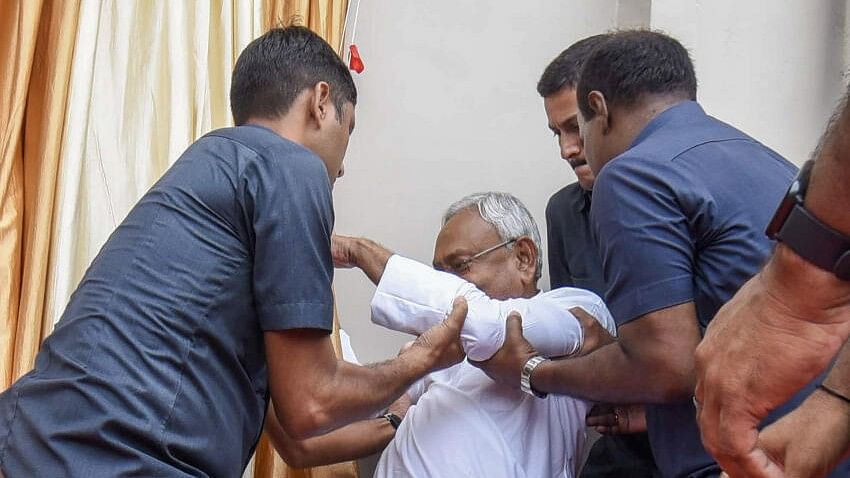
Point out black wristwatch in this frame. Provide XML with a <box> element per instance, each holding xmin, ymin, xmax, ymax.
<box><xmin>383</xmin><ymin>412</ymin><xmax>402</xmax><ymax>430</ymax></box>
<box><xmin>766</xmin><ymin>159</ymin><xmax>850</xmax><ymax>280</ymax></box>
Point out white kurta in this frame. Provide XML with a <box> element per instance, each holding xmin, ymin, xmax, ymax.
<box><xmin>371</xmin><ymin>255</ymin><xmax>617</xmax><ymax>478</ymax></box>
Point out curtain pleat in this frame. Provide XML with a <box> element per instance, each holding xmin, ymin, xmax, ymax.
<box><xmin>0</xmin><ymin>0</ymin><xmax>81</xmax><ymax>387</ymax></box>
<box><xmin>264</xmin><ymin>0</ymin><xmax>348</xmax><ymax>51</ymax></box>
<box><xmin>2</xmin><ymin>0</ymin><xmax>357</xmax><ymax>476</ymax></box>
<box><xmin>44</xmin><ymin>0</ymin><xmax>261</xmax><ymax>327</ymax></box>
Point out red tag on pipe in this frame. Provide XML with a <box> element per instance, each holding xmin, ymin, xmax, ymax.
<box><xmin>349</xmin><ymin>44</ymin><xmax>365</xmax><ymax>73</ymax></box>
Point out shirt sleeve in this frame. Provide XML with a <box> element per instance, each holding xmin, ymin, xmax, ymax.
<box><xmin>546</xmin><ymin>196</ymin><xmax>574</xmax><ymax>289</ymax></box>
<box><xmin>591</xmin><ymin>157</ymin><xmax>695</xmax><ymax>325</ymax></box>
<box><xmin>242</xmin><ymin>149</ymin><xmax>335</xmax><ymax>332</ymax></box>
<box><xmin>370</xmin><ymin>255</ymin><xmax>584</xmax><ymax>361</ymax></box>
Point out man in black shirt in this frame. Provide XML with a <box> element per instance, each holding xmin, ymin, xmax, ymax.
<box><xmin>539</xmin><ymin>35</ymin><xmax>660</xmax><ymax>478</ymax></box>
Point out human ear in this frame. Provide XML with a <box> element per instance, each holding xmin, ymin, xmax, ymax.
<box><xmin>310</xmin><ymin>81</ymin><xmax>332</xmax><ymax>125</ymax></box>
<box><xmin>513</xmin><ymin>236</ymin><xmax>538</xmax><ymax>283</ymax></box>
<box><xmin>587</xmin><ymin>91</ymin><xmax>610</xmax><ymax>133</ymax></box>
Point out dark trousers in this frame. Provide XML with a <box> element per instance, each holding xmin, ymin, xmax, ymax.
<box><xmin>580</xmin><ymin>433</ymin><xmax>661</xmax><ymax>478</ymax></box>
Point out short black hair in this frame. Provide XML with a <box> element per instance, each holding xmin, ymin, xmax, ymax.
<box><xmin>577</xmin><ymin>30</ymin><xmax>697</xmax><ymax>119</ymax></box>
<box><xmin>230</xmin><ymin>26</ymin><xmax>357</xmax><ymax>125</ymax></box>
<box><xmin>537</xmin><ymin>34</ymin><xmax>611</xmax><ymax>97</ymax></box>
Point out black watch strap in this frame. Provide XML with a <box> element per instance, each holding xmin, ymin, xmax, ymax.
<box><xmin>383</xmin><ymin>412</ymin><xmax>402</xmax><ymax>430</ymax></box>
<box><xmin>776</xmin><ymin>203</ymin><xmax>850</xmax><ymax>280</ymax></box>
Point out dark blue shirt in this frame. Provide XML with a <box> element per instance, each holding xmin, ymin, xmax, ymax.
<box><xmin>0</xmin><ymin>125</ymin><xmax>335</xmax><ymax>477</ymax></box>
<box><xmin>592</xmin><ymin>101</ymin><xmax>849</xmax><ymax>478</ymax></box>
<box><xmin>547</xmin><ymin>184</ymin><xmax>660</xmax><ymax>478</ymax></box>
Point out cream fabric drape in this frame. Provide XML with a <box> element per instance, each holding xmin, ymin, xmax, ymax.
<box><xmin>3</xmin><ymin>0</ymin><xmax>357</xmax><ymax>476</ymax></box>
<box><xmin>264</xmin><ymin>0</ymin><xmax>348</xmax><ymax>51</ymax></box>
<box><xmin>0</xmin><ymin>0</ymin><xmax>80</xmax><ymax>387</ymax></box>
<box><xmin>44</xmin><ymin>0</ymin><xmax>263</xmax><ymax>326</ymax></box>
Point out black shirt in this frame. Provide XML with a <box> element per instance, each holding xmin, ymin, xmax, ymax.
<box><xmin>546</xmin><ymin>182</ymin><xmax>604</xmax><ymax>295</ymax></box>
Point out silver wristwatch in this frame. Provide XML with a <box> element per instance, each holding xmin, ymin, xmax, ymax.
<box><xmin>520</xmin><ymin>355</ymin><xmax>549</xmax><ymax>398</ymax></box>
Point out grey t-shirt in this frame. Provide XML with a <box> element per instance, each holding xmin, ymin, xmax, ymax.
<box><xmin>0</xmin><ymin>125</ymin><xmax>335</xmax><ymax>477</ymax></box>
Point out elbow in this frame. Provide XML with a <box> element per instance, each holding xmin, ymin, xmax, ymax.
<box><xmin>276</xmin><ymin>440</ymin><xmax>313</xmax><ymax>469</ymax></box>
<box><xmin>653</xmin><ymin>361</ymin><xmax>697</xmax><ymax>403</ymax></box>
<box><xmin>634</xmin><ymin>348</ymin><xmax>696</xmax><ymax>403</ymax></box>
<box><xmin>277</xmin><ymin>399</ymin><xmax>333</xmax><ymax>440</ymax></box>
<box><xmin>655</xmin><ymin>376</ymin><xmax>695</xmax><ymax>403</ymax></box>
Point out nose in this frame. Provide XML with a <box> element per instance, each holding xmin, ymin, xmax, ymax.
<box><xmin>560</xmin><ymin>134</ymin><xmax>581</xmax><ymax>160</ymax></box>
<box><xmin>337</xmin><ymin>164</ymin><xmax>345</xmax><ymax>178</ymax></box>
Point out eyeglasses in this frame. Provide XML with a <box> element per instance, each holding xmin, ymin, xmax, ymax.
<box><xmin>449</xmin><ymin>238</ymin><xmax>517</xmax><ymax>274</ymax></box>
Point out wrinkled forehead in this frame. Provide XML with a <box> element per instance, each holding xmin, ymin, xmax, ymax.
<box><xmin>432</xmin><ymin>208</ymin><xmax>501</xmax><ymax>265</ymax></box>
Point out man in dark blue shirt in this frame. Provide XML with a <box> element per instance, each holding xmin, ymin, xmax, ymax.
<box><xmin>539</xmin><ymin>36</ymin><xmax>659</xmax><ymax>478</ymax></box>
<box><xmin>474</xmin><ymin>30</ymin><xmax>850</xmax><ymax>478</ymax></box>
<box><xmin>0</xmin><ymin>26</ymin><xmax>466</xmax><ymax>478</ymax></box>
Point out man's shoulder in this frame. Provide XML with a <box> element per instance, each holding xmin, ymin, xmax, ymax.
<box><xmin>628</xmin><ymin>105</ymin><xmax>782</xmax><ymax>169</ymax></box>
<box><xmin>200</xmin><ymin>126</ymin><xmax>329</xmax><ymax>186</ymax></box>
<box><xmin>546</xmin><ymin>182</ymin><xmax>584</xmax><ymax>214</ymax></box>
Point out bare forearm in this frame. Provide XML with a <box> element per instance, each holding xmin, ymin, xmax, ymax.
<box><xmin>266</xmin><ymin>331</ymin><xmax>427</xmax><ymax>438</ymax></box>
<box><xmin>352</xmin><ymin>238</ymin><xmax>393</xmax><ymax>284</ymax></box>
<box><xmin>532</xmin><ymin>340</ymin><xmax>692</xmax><ymax>404</ymax></box>
<box><xmin>314</xmin><ymin>356</ymin><xmax>423</xmax><ymax>430</ymax></box>
<box><xmin>532</xmin><ymin>304</ymin><xmax>700</xmax><ymax>404</ymax></box>
<box><xmin>761</xmin><ymin>245</ymin><xmax>850</xmax><ymax>325</ymax></box>
<box><xmin>823</xmin><ymin>339</ymin><xmax>850</xmax><ymax>397</ymax></box>
<box><xmin>265</xmin><ymin>405</ymin><xmax>394</xmax><ymax>468</ymax></box>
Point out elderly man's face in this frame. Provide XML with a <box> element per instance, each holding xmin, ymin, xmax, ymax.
<box><xmin>432</xmin><ymin>208</ymin><xmax>526</xmax><ymax>300</ymax></box>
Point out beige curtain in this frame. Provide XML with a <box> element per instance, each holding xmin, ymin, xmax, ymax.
<box><xmin>2</xmin><ymin>0</ymin><xmax>356</xmax><ymax>476</ymax></box>
<box><xmin>44</xmin><ymin>0</ymin><xmax>263</xmax><ymax>326</ymax></box>
<box><xmin>0</xmin><ymin>0</ymin><xmax>81</xmax><ymax>387</ymax></box>
<box><xmin>264</xmin><ymin>0</ymin><xmax>348</xmax><ymax>51</ymax></box>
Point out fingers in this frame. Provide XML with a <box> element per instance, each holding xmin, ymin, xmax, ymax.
<box><xmin>506</xmin><ymin>311</ymin><xmax>523</xmax><ymax>337</ymax></box>
<box><xmin>445</xmin><ymin>297</ymin><xmax>468</xmax><ymax>330</ymax></box>
<box><xmin>727</xmin><ymin>447</ymin><xmax>786</xmax><ymax>478</ymax></box>
<box><xmin>703</xmin><ymin>411</ymin><xmax>782</xmax><ymax>478</ymax></box>
<box><xmin>330</xmin><ymin>233</ymin><xmax>355</xmax><ymax>268</ymax></box>
<box><xmin>569</xmin><ymin>306</ymin><xmax>595</xmax><ymax>324</ymax></box>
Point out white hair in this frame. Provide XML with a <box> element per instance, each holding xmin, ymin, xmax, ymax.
<box><xmin>442</xmin><ymin>192</ymin><xmax>543</xmax><ymax>281</ymax></box>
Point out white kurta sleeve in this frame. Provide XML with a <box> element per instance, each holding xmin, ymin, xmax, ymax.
<box><xmin>370</xmin><ymin>255</ymin><xmax>586</xmax><ymax>361</ymax></box>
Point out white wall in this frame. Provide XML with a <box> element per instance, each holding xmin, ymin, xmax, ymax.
<box><xmin>651</xmin><ymin>0</ymin><xmax>848</xmax><ymax>165</ymax></box>
<box><xmin>334</xmin><ymin>0</ymin><xmax>849</xmax><ymax>364</ymax></box>
<box><xmin>333</xmin><ymin>0</ymin><xmax>623</xmax><ymax>363</ymax></box>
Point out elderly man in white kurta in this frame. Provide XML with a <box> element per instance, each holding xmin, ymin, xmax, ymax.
<box><xmin>333</xmin><ymin>192</ymin><xmax>617</xmax><ymax>478</ymax></box>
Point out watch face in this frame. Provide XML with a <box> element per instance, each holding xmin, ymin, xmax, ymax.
<box><xmin>766</xmin><ymin>161</ymin><xmax>813</xmax><ymax>239</ymax></box>
<box><xmin>788</xmin><ymin>179</ymin><xmax>801</xmax><ymax>198</ymax></box>
<box><xmin>766</xmin><ymin>180</ymin><xmax>802</xmax><ymax>239</ymax></box>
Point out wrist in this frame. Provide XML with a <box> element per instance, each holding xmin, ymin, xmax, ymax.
<box><xmin>813</xmin><ymin>384</ymin><xmax>850</xmax><ymax>420</ymax></box>
<box><xmin>397</xmin><ymin>346</ymin><xmax>434</xmax><ymax>378</ymax></box>
<box><xmin>349</xmin><ymin>237</ymin><xmax>371</xmax><ymax>269</ymax></box>
<box><xmin>762</xmin><ymin>244</ymin><xmax>850</xmax><ymax>319</ymax></box>
<box><xmin>382</xmin><ymin>412</ymin><xmax>402</xmax><ymax>430</ymax></box>
<box><xmin>527</xmin><ymin>358</ymin><xmax>553</xmax><ymax>395</ymax></box>
<box><xmin>353</xmin><ymin>238</ymin><xmax>393</xmax><ymax>284</ymax></box>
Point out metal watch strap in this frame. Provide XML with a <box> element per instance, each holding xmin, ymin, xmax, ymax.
<box><xmin>521</xmin><ymin>356</ymin><xmax>549</xmax><ymax>398</ymax></box>
<box><xmin>776</xmin><ymin>203</ymin><xmax>850</xmax><ymax>280</ymax></box>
